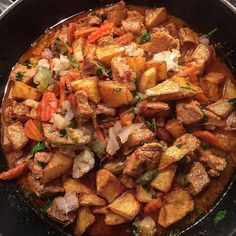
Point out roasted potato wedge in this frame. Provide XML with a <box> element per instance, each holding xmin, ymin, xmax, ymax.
<box><xmin>223</xmin><ymin>79</ymin><xmax>236</xmax><ymax>99</ymax></box>
<box><xmin>138</xmin><ymin>68</ymin><xmax>157</xmax><ymax>92</ymax></box>
<box><xmin>105</xmin><ymin>211</ymin><xmax>128</xmax><ymax>225</ymax></box>
<box><xmin>145</xmin><ymin>60</ymin><xmax>167</xmax><ymax>81</ymax></box>
<box><xmin>71</xmin><ymin>76</ymin><xmax>101</xmax><ymax>103</ymax></box>
<box><xmin>145</xmin><ymin>7</ymin><xmax>167</xmax><ymax>29</ymax></box>
<box><xmin>98</xmin><ymin>81</ymin><xmax>134</xmax><ymax>107</ymax></box>
<box><xmin>75</xmin><ymin>207</ymin><xmax>95</xmax><ymax>236</ymax></box>
<box><xmin>165</xmin><ymin>119</ymin><xmax>186</xmax><ymax>139</ymax></box>
<box><xmin>11</xmin><ymin>81</ymin><xmax>41</xmax><ymax>101</ymax></box>
<box><xmin>63</xmin><ymin>177</ymin><xmax>93</xmax><ymax>194</ymax></box>
<box><xmin>96</xmin><ymin>169</ymin><xmax>125</xmax><ymax>203</ymax></box>
<box><xmin>136</xmin><ymin>184</ymin><xmax>156</xmax><ymax>203</ymax></box>
<box><xmin>109</xmin><ymin>192</ymin><xmax>140</xmax><ymax>220</ymax></box>
<box><xmin>78</xmin><ymin>193</ymin><xmax>106</xmax><ymax>206</ymax></box>
<box><xmin>41</xmin><ymin>152</ymin><xmax>73</xmax><ymax>184</ymax></box>
<box><xmin>124</xmin><ymin>56</ymin><xmax>146</xmax><ymax>79</ymax></box>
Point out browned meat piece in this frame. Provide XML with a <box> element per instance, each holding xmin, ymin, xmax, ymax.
<box><xmin>96</xmin><ymin>104</ymin><xmax>116</xmax><ymax>116</ymax></box>
<box><xmin>97</xmin><ymin>36</ymin><xmax>115</xmax><ymax>47</ymax></box>
<box><xmin>200</xmin><ymin>153</ymin><xmax>226</xmax><ymax>177</ymax></box>
<box><xmin>158</xmin><ymin>189</ymin><xmax>194</xmax><ymax>228</ymax></box>
<box><xmin>75</xmin><ymin>90</ymin><xmax>94</xmax><ymax>118</ymax></box>
<box><xmin>226</xmin><ymin>111</ymin><xmax>236</xmax><ymax>130</ymax></box>
<box><xmin>123</xmin><ymin>142</ymin><xmax>162</xmax><ymax>177</ymax></box>
<box><xmin>164</xmin><ymin>22</ymin><xmax>178</xmax><ymax>37</ymax></box>
<box><xmin>155</xmin><ymin>127</ymin><xmax>172</xmax><ymax>143</ymax></box>
<box><xmin>47</xmin><ymin>200</ymin><xmax>76</xmax><ymax>223</ymax></box>
<box><xmin>145</xmin><ymin>7</ymin><xmax>167</xmax><ymax>29</ymax></box>
<box><xmin>124</xmin><ymin>128</ymin><xmax>154</xmax><ymax>151</ymax></box>
<box><xmin>178</xmin><ymin>27</ymin><xmax>199</xmax><ymax>46</ymax></box>
<box><xmin>27</xmin><ymin>174</ymin><xmax>64</xmax><ymax>197</ymax></box>
<box><xmin>141</xmin><ymin>32</ymin><xmax>180</xmax><ymax>56</ymax></box>
<box><xmin>12</xmin><ymin>101</ymin><xmax>30</xmax><ymax>122</ymax></box>
<box><xmin>187</xmin><ymin>162</ymin><xmax>210</xmax><ymax>195</ymax></box>
<box><xmin>206</xmin><ymin>99</ymin><xmax>233</xmax><ymax>118</ymax></box>
<box><xmin>159</xmin><ymin>134</ymin><xmax>200</xmax><ymax>169</ymax></box>
<box><xmin>120</xmin><ymin>174</ymin><xmax>135</xmax><ymax>189</ymax></box>
<box><xmin>81</xmin><ymin>58</ymin><xmax>100</xmax><ymax>76</ymax></box>
<box><xmin>2</xmin><ymin>127</ymin><xmax>12</xmax><ymax>153</ymax></box>
<box><xmin>2</xmin><ymin>105</ymin><xmax>14</xmax><ymax>124</ymax></box>
<box><xmin>176</xmin><ymin>101</ymin><xmax>203</xmax><ymax>125</ymax></box>
<box><xmin>105</xmin><ymin>1</ymin><xmax>127</xmax><ymax>26</ymax></box>
<box><xmin>122</xmin><ymin>11</ymin><xmax>146</xmax><ymax>35</ymax></box>
<box><xmin>6</xmin><ymin>122</ymin><xmax>29</xmax><ymax>151</ymax></box>
<box><xmin>138</xmin><ymin>101</ymin><xmax>170</xmax><ymax>117</ymax></box>
<box><xmin>165</xmin><ymin>119</ymin><xmax>186</xmax><ymax>139</ymax></box>
<box><xmin>115</xmin><ymin>33</ymin><xmax>134</xmax><ymax>46</ymax></box>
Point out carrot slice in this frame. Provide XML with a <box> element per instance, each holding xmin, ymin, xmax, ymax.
<box><xmin>67</xmin><ymin>22</ymin><xmax>77</xmax><ymax>46</ymax></box>
<box><xmin>37</xmin><ymin>92</ymin><xmax>58</xmax><ymax>121</ymax></box>
<box><xmin>74</xmin><ymin>27</ymin><xmax>99</xmax><ymax>38</ymax></box>
<box><xmin>195</xmin><ymin>93</ymin><xmax>209</xmax><ymax>102</ymax></box>
<box><xmin>24</xmin><ymin>119</ymin><xmax>44</xmax><ymax>141</ymax></box>
<box><xmin>0</xmin><ymin>163</ymin><xmax>28</xmax><ymax>180</ymax></box>
<box><xmin>144</xmin><ymin>199</ymin><xmax>163</xmax><ymax>214</ymax></box>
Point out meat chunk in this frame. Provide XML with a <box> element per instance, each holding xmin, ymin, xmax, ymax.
<box><xmin>158</xmin><ymin>189</ymin><xmax>194</xmax><ymax>228</ymax></box>
<box><xmin>178</xmin><ymin>27</ymin><xmax>199</xmax><ymax>46</ymax></box>
<box><xmin>176</xmin><ymin>101</ymin><xmax>203</xmax><ymax>125</ymax></box>
<box><xmin>138</xmin><ymin>101</ymin><xmax>170</xmax><ymax>117</ymax></box>
<box><xmin>96</xmin><ymin>104</ymin><xmax>116</xmax><ymax>116</ymax></box>
<box><xmin>105</xmin><ymin>1</ymin><xmax>127</xmax><ymax>26</ymax></box>
<box><xmin>191</xmin><ymin>44</ymin><xmax>211</xmax><ymax>63</ymax></box>
<box><xmin>145</xmin><ymin>7</ymin><xmax>167</xmax><ymax>29</ymax></box>
<box><xmin>122</xmin><ymin>11</ymin><xmax>146</xmax><ymax>35</ymax></box>
<box><xmin>123</xmin><ymin>128</ymin><xmax>154</xmax><ymax>151</ymax></box>
<box><xmin>124</xmin><ymin>142</ymin><xmax>163</xmax><ymax>177</ymax></box>
<box><xmin>207</xmin><ymin>99</ymin><xmax>233</xmax><ymax>118</ymax></box>
<box><xmin>2</xmin><ymin>127</ymin><xmax>12</xmax><ymax>153</ymax></box>
<box><xmin>75</xmin><ymin>90</ymin><xmax>94</xmax><ymax>118</ymax></box>
<box><xmin>187</xmin><ymin>162</ymin><xmax>210</xmax><ymax>195</ymax></box>
<box><xmin>81</xmin><ymin>58</ymin><xmax>100</xmax><ymax>76</ymax></box>
<box><xmin>142</xmin><ymin>32</ymin><xmax>180</xmax><ymax>56</ymax></box>
<box><xmin>200</xmin><ymin>153</ymin><xmax>226</xmax><ymax>177</ymax></box>
<box><xmin>6</xmin><ymin>122</ymin><xmax>29</xmax><ymax>151</ymax></box>
<box><xmin>165</xmin><ymin>119</ymin><xmax>186</xmax><ymax>139</ymax></box>
<box><xmin>12</xmin><ymin>101</ymin><xmax>30</xmax><ymax>122</ymax></box>
<box><xmin>159</xmin><ymin>134</ymin><xmax>200</xmax><ymax>169</ymax></box>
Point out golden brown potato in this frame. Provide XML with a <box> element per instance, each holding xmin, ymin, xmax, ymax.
<box><xmin>145</xmin><ymin>7</ymin><xmax>167</xmax><ymax>29</ymax></box>
<box><xmin>151</xmin><ymin>165</ymin><xmax>177</xmax><ymax>192</ymax></box>
<box><xmin>136</xmin><ymin>184</ymin><xmax>155</xmax><ymax>203</ymax></box>
<box><xmin>124</xmin><ymin>56</ymin><xmax>146</xmax><ymax>79</ymax></box>
<box><xmin>223</xmin><ymin>79</ymin><xmax>236</xmax><ymax>99</ymax></box>
<box><xmin>138</xmin><ymin>68</ymin><xmax>157</xmax><ymax>92</ymax></box>
<box><xmin>158</xmin><ymin>189</ymin><xmax>194</xmax><ymax>228</ymax></box>
<box><xmin>105</xmin><ymin>211</ymin><xmax>128</xmax><ymax>225</ymax></box>
<box><xmin>109</xmin><ymin>192</ymin><xmax>140</xmax><ymax>220</ymax></box>
<box><xmin>11</xmin><ymin>81</ymin><xmax>41</xmax><ymax>101</ymax></box>
<box><xmin>165</xmin><ymin>119</ymin><xmax>186</xmax><ymax>139</ymax></box>
<box><xmin>71</xmin><ymin>76</ymin><xmax>101</xmax><ymax>103</ymax></box>
<box><xmin>63</xmin><ymin>178</ymin><xmax>93</xmax><ymax>194</ymax></box>
<box><xmin>75</xmin><ymin>207</ymin><xmax>96</xmax><ymax>236</ymax></box>
<box><xmin>41</xmin><ymin>152</ymin><xmax>73</xmax><ymax>184</ymax></box>
<box><xmin>206</xmin><ymin>99</ymin><xmax>233</xmax><ymax>118</ymax></box>
<box><xmin>96</xmin><ymin>169</ymin><xmax>125</xmax><ymax>203</ymax></box>
<box><xmin>98</xmin><ymin>81</ymin><xmax>134</xmax><ymax>107</ymax></box>
<box><xmin>96</xmin><ymin>45</ymin><xmax>124</xmax><ymax>66</ymax></box>
<box><xmin>145</xmin><ymin>60</ymin><xmax>167</xmax><ymax>81</ymax></box>
<box><xmin>2</xmin><ymin>127</ymin><xmax>12</xmax><ymax>153</ymax></box>
<box><xmin>78</xmin><ymin>193</ymin><xmax>106</xmax><ymax>206</ymax></box>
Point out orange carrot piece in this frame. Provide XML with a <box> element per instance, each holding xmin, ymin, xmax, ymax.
<box><xmin>119</xmin><ymin>108</ymin><xmax>134</xmax><ymax>126</ymax></box>
<box><xmin>67</xmin><ymin>22</ymin><xmax>77</xmax><ymax>46</ymax></box>
<box><xmin>195</xmin><ymin>93</ymin><xmax>209</xmax><ymax>103</ymax></box>
<box><xmin>192</xmin><ymin>130</ymin><xmax>220</xmax><ymax>148</ymax></box>
<box><xmin>144</xmin><ymin>199</ymin><xmax>163</xmax><ymax>214</ymax></box>
<box><xmin>24</xmin><ymin>119</ymin><xmax>44</xmax><ymax>141</ymax></box>
<box><xmin>59</xmin><ymin>76</ymin><xmax>66</xmax><ymax>106</ymax></box>
<box><xmin>74</xmin><ymin>27</ymin><xmax>99</xmax><ymax>38</ymax></box>
<box><xmin>0</xmin><ymin>163</ymin><xmax>28</xmax><ymax>180</ymax></box>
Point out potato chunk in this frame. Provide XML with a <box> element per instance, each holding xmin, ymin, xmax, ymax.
<box><xmin>41</xmin><ymin>152</ymin><xmax>73</xmax><ymax>184</ymax></box>
<box><xmin>11</xmin><ymin>81</ymin><xmax>41</xmax><ymax>101</ymax></box>
<box><xmin>145</xmin><ymin>60</ymin><xmax>167</xmax><ymax>81</ymax></box>
<box><xmin>78</xmin><ymin>193</ymin><xmax>106</xmax><ymax>206</ymax></box>
<box><xmin>158</xmin><ymin>189</ymin><xmax>194</xmax><ymax>228</ymax></box>
<box><xmin>109</xmin><ymin>192</ymin><xmax>140</xmax><ymax>220</ymax></box>
<box><xmin>105</xmin><ymin>211</ymin><xmax>128</xmax><ymax>225</ymax></box>
<box><xmin>223</xmin><ymin>79</ymin><xmax>236</xmax><ymax>99</ymax></box>
<box><xmin>138</xmin><ymin>68</ymin><xmax>157</xmax><ymax>92</ymax></box>
<box><xmin>75</xmin><ymin>207</ymin><xmax>95</xmax><ymax>236</ymax></box>
<box><xmin>136</xmin><ymin>184</ymin><xmax>155</xmax><ymax>203</ymax></box>
<box><xmin>98</xmin><ymin>81</ymin><xmax>133</xmax><ymax>107</ymax></box>
<box><xmin>145</xmin><ymin>7</ymin><xmax>167</xmax><ymax>29</ymax></box>
<box><xmin>96</xmin><ymin>169</ymin><xmax>125</xmax><ymax>203</ymax></box>
<box><xmin>151</xmin><ymin>165</ymin><xmax>177</xmax><ymax>192</ymax></box>
<box><xmin>207</xmin><ymin>99</ymin><xmax>233</xmax><ymax>118</ymax></box>
<box><xmin>146</xmin><ymin>77</ymin><xmax>202</xmax><ymax>100</ymax></box>
<box><xmin>96</xmin><ymin>45</ymin><xmax>124</xmax><ymax>66</ymax></box>
<box><xmin>63</xmin><ymin>178</ymin><xmax>93</xmax><ymax>193</ymax></box>
<box><xmin>71</xmin><ymin>76</ymin><xmax>100</xmax><ymax>103</ymax></box>
<box><xmin>165</xmin><ymin>119</ymin><xmax>186</xmax><ymax>139</ymax></box>
<box><xmin>125</xmin><ymin>56</ymin><xmax>146</xmax><ymax>79</ymax></box>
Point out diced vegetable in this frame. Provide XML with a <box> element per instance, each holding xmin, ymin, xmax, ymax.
<box><xmin>78</xmin><ymin>193</ymin><xmax>106</xmax><ymax>206</ymax></box>
<box><xmin>136</xmin><ymin>184</ymin><xmax>156</xmax><ymax>203</ymax></box>
<box><xmin>33</xmin><ymin>67</ymin><xmax>53</xmax><ymax>92</ymax></box>
<box><xmin>75</xmin><ymin>207</ymin><xmax>95</xmax><ymax>236</ymax></box>
<box><xmin>11</xmin><ymin>81</ymin><xmax>41</xmax><ymax>101</ymax></box>
<box><xmin>24</xmin><ymin>119</ymin><xmax>44</xmax><ymax>141</ymax></box>
<box><xmin>136</xmin><ymin>169</ymin><xmax>157</xmax><ymax>186</ymax></box>
<box><xmin>144</xmin><ymin>198</ymin><xmax>163</xmax><ymax>214</ymax></box>
<box><xmin>145</xmin><ymin>60</ymin><xmax>167</xmax><ymax>81</ymax></box>
<box><xmin>63</xmin><ymin>177</ymin><xmax>93</xmax><ymax>194</ymax></box>
<box><xmin>125</xmin><ymin>56</ymin><xmax>146</xmax><ymax>79</ymax></box>
<box><xmin>105</xmin><ymin>211</ymin><xmax>128</xmax><ymax>225</ymax></box>
<box><xmin>138</xmin><ymin>68</ymin><xmax>157</xmax><ymax>92</ymax></box>
<box><xmin>109</xmin><ymin>192</ymin><xmax>140</xmax><ymax>220</ymax></box>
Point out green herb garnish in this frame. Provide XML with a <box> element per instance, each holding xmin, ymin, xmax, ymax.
<box><xmin>214</xmin><ymin>209</ymin><xmax>227</xmax><ymax>225</ymax></box>
<box><xmin>141</xmin><ymin>32</ymin><xmax>151</xmax><ymax>43</ymax></box>
<box><xmin>30</xmin><ymin>141</ymin><xmax>46</xmax><ymax>159</ymax></box>
<box><xmin>96</xmin><ymin>63</ymin><xmax>111</xmax><ymax>78</ymax></box>
<box><xmin>16</xmin><ymin>71</ymin><xmax>24</xmax><ymax>81</ymax></box>
<box><xmin>229</xmin><ymin>98</ymin><xmax>236</xmax><ymax>110</ymax></box>
<box><xmin>59</xmin><ymin>129</ymin><xmax>67</xmax><ymax>136</ymax></box>
<box><xmin>207</xmin><ymin>27</ymin><xmax>218</xmax><ymax>37</ymax></box>
<box><xmin>69</xmin><ymin>118</ymin><xmax>78</xmax><ymax>129</ymax></box>
<box><xmin>54</xmin><ymin>37</ymin><xmax>68</xmax><ymax>54</ymax></box>
<box><xmin>114</xmin><ymin>87</ymin><xmax>123</xmax><ymax>92</ymax></box>
<box><xmin>68</xmin><ymin>55</ymin><xmax>79</xmax><ymax>68</ymax></box>
<box><xmin>41</xmin><ymin>200</ymin><xmax>53</xmax><ymax>213</ymax></box>
<box><xmin>24</xmin><ymin>60</ymin><xmax>32</xmax><ymax>69</ymax></box>
<box><xmin>131</xmin><ymin>224</ymin><xmax>138</xmax><ymax>236</ymax></box>
<box><xmin>136</xmin><ymin>169</ymin><xmax>156</xmax><ymax>185</ymax></box>
<box><xmin>37</xmin><ymin>161</ymin><xmax>47</xmax><ymax>169</ymax></box>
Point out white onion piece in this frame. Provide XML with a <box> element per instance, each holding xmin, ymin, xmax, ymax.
<box><xmin>38</xmin><ymin>59</ymin><xmax>50</xmax><ymax>69</ymax></box>
<box><xmin>51</xmin><ymin>113</ymin><xmax>70</xmax><ymax>129</ymax></box>
<box><xmin>55</xmin><ymin>193</ymin><xmax>79</xmax><ymax>214</ymax></box>
<box><xmin>72</xmin><ymin>149</ymin><xmax>95</xmax><ymax>178</ymax></box>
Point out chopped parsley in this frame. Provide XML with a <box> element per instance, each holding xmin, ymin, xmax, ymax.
<box><xmin>54</xmin><ymin>37</ymin><xmax>68</xmax><ymax>54</ymax></box>
<box><xmin>30</xmin><ymin>141</ymin><xmax>46</xmax><ymax>159</ymax></box>
<box><xmin>207</xmin><ymin>27</ymin><xmax>218</xmax><ymax>37</ymax></box>
<box><xmin>151</xmin><ymin>118</ymin><xmax>157</xmax><ymax>133</ymax></box>
<box><xmin>229</xmin><ymin>98</ymin><xmax>236</xmax><ymax>110</ymax></box>
<box><xmin>178</xmin><ymin>175</ymin><xmax>189</xmax><ymax>187</ymax></box>
<box><xmin>37</xmin><ymin>161</ymin><xmax>47</xmax><ymax>169</ymax></box>
<box><xmin>114</xmin><ymin>87</ymin><xmax>123</xmax><ymax>92</ymax></box>
<box><xmin>166</xmin><ymin>229</ymin><xmax>180</xmax><ymax>236</ymax></box>
<box><xmin>131</xmin><ymin>224</ymin><xmax>138</xmax><ymax>236</ymax></box>
<box><xmin>96</xmin><ymin>63</ymin><xmax>111</xmax><ymax>78</ymax></box>
<box><xmin>176</xmin><ymin>144</ymin><xmax>182</xmax><ymax>149</ymax></box>
<box><xmin>136</xmin><ymin>168</ymin><xmax>156</xmax><ymax>185</ymax></box>
<box><xmin>69</xmin><ymin>118</ymin><xmax>78</xmax><ymax>129</ymax></box>
<box><xmin>24</xmin><ymin>60</ymin><xmax>32</xmax><ymax>69</ymax></box>
<box><xmin>16</xmin><ymin>71</ymin><xmax>24</xmax><ymax>81</ymax></box>
<box><xmin>214</xmin><ymin>209</ymin><xmax>227</xmax><ymax>225</ymax></box>
<box><xmin>141</xmin><ymin>32</ymin><xmax>151</xmax><ymax>43</ymax></box>
<box><xmin>133</xmin><ymin>92</ymin><xmax>142</xmax><ymax>104</ymax></box>
<box><xmin>59</xmin><ymin>129</ymin><xmax>67</xmax><ymax>136</ymax></box>
<box><xmin>68</xmin><ymin>55</ymin><xmax>79</xmax><ymax>68</ymax></box>
<box><xmin>41</xmin><ymin>200</ymin><xmax>53</xmax><ymax>213</ymax></box>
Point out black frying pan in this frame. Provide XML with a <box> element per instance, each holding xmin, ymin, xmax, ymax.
<box><xmin>0</xmin><ymin>0</ymin><xmax>236</xmax><ymax>235</ymax></box>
